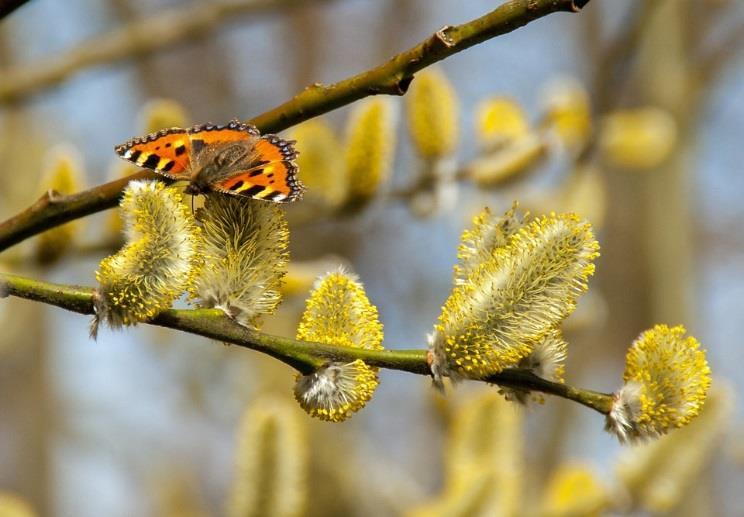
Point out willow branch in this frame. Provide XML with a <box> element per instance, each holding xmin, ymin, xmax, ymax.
<box><xmin>0</xmin><ymin>0</ymin><xmax>591</xmax><ymax>253</ymax></box>
<box><xmin>0</xmin><ymin>0</ymin><xmax>334</xmax><ymax>104</ymax></box>
<box><xmin>252</xmin><ymin>0</ymin><xmax>590</xmax><ymax>133</ymax></box>
<box><xmin>0</xmin><ymin>272</ymin><xmax>613</xmax><ymax>414</ymax></box>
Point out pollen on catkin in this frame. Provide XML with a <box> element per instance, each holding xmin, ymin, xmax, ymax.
<box><xmin>294</xmin><ymin>270</ymin><xmax>384</xmax><ymax>422</ymax></box>
<box><xmin>228</xmin><ymin>397</ymin><xmax>307</xmax><ymax>517</ymax></box>
<box><xmin>191</xmin><ymin>194</ymin><xmax>289</xmax><ymax>328</ymax></box>
<box><xmin>92</xmin><ymin>180</ymin><xmax>201</xmax><ymax>336</ymax></box>
<box><xmin>605</xmin><ymin>325</ymin><xmax>711</xmax><ymax>443</ymax></box>
<box><xmin>454</xmin><ymin>203</ymin><xmax>527</xmax><ymax>284</ymax></box>
<box><xmin>431</xmin><ymin>212</ymin><xmax>599</xmax><ymax>383</ymax></box>
<box><xmin>35</xmin><ymin>146</ymin><xmax>85</xmax><ymax>264</ymax></box>
<box><xmin>406</xmin><ymin>67</ymin><xmax>459</xmax><ymax>160</ymax></box>
<box><xmin>343</xmin><ymin>97</ymin><xmax>396</xmax><ymax>209</ymax></box>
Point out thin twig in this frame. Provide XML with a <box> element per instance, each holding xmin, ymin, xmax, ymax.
<box><xmin>0</xmin><ymin>0</ymin><xmax>592</xmax><ymax>252</ymax></box>
<box><xmin>0</xmin><ymin>0</ymin><xmax>335</xmax><ymax>104</ymax></box>
<box><xmin>0</xmin><ymin>272</ymin><xmax>614</xmax><ymax>414</ymax></box>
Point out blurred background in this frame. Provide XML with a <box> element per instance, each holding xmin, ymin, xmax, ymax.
<box><xmin>0</xmin><ymin>0</ymin><xmax>743</xmax><ymax>515</ymax></box>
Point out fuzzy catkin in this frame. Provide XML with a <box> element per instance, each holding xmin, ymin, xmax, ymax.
<box><xmin>92</xmin><ymin>180</ymin><xmax>202</xmax><ymax>336</ymax></box>
<box><xmin>293</xmin><ymin>270</ymin><xmax>384</xmax><ymax>422</ymax></box>
<box><xmin>35</xmin><ymin>147</ymin><xmax>85</xmax><ymax>264</ymax></box>
<box><xmin>344</xmin><ymin>97</ymin><xmax>396</xmax><ymax>208</ymax></box>
<box><xmin>192</xmin><ymin>194</ymin><xmax>289</xmax><ymax>328</ymax></box>
<box><xmin>433</xmin><ymin>212</ymin><xmax>599</xmax><ymax>381</ymax></box>
<box><xmin>406</xmin><ymin>67</ymin><xmax>459</xmax><ymax>159</ymax></box>
<box><xmin>228</xmin><ymin>398</ymin><xmax>307</xmax><ymax>517</ymax></box>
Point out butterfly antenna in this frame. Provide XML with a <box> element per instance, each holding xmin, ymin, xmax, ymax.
<box><xmin>191</xmin><ymin>194</ymin><xmax>195</xmax><ymax>216</ymax></box>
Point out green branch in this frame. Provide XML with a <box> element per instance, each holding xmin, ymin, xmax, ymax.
<box><xmin>0</xmin><ymin>0</ymin><xmax>591</xmax><ymax>253</ymax></box>
<box><xmin>0</xmin><ymin>272</ymin><xmax>614</xmax><ymax>415</ymax></box>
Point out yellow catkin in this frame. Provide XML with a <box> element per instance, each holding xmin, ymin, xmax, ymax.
<box><xmin>540</xmin><ymin>463</ymin><xmax>609</xmax><ymax>517</ymax></box>
<box><xmin>294</xmin><ymin>270</ymin><xmax>384</xmax><ymax>422</ymax></box>
<box><xmin>138</xmin><ymin>98</ymin><xmax>189</xmax><ymax>133</ymax></box>
<box><xmin>542</xmin><ymin>78</ymin><xmax>592</xmax><ymax>152</ymax></box>
<box><xmin>0</xmin><ymin>493</ymin><xmax>36</xmax><ymax>517</ymax></box>
<box><xmin>93</xmin><ymin>181</ymin><xmax>202</xmax><ymax>335</ymax></box>
<box><xmin>623</xmin><ymin>324</ymin><xmax>711</xmax><ymax>436</ymax></box>
<box><xmin>475</xmin><ymin>96</ymin><xmax>530</xmax><ymax>149</ymax></box>
<box><xmin>454</xmin><ymin>203</ymin><xmax>526</xmax><ymax>283</ymax></box>
<box><xmin>344</xmin><ymin>97</ymin><xmax>396</xmax><ymax>208</ymax></box>
<box><xmin>281</xmin><ymin>257</ymin><xmax>349</xmax><ymax>298</ymax></box>
<box><xmin>289</xmin><ymin>120</ymin><xmax>347</xmax><ymax>210</ymax></box>
<box><xmin>228</xmin><ymin>398</ymin><xmax>307</xmax><ymax>517</ymax></box>
<box><xmin>192</xmin><ymin>195</ymin><xmax>288</xmax><ymax>328</ymax></box>
<box><xmin>35</xmin><ymin>146</ymin><xmax>85</xmax><ymax>264</ymax></box>
<box><xmin>406</xmin><ymin>67</ymin><xmax>459</xmax><ymax>159</ymax></box>
<box><xmin>433</xmin><ymin>212</ymin><xmax>599</xmax><ymax>380</ymax></box>
<box><xmin>406</xmin><ymin>392</ymin><xmax>523</xmax><ymax>517</ymax></box>
<box><xmin>467</xmin><ymin>133</ymin><xmax>548</xmax><ymax>187</ymax></box>
<box><xmin>599</xmin><ymin>107</ymin><xmax>677</xmax><ymax>170</ymax></box>
<box><xmin>616</xmin><ymin>385</ymin><xmax>731</xmax><ymax>513</ymax></box>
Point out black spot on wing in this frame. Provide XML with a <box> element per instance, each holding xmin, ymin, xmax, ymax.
<box><xmin>242</xmin><ymin>185</ymin><xmax>266</xmax><ymax>198</ymax></box>
<box><xmin>142</xmin><ymin>154</ymin><xmax>160</xmax><ymax>169</ymax></box>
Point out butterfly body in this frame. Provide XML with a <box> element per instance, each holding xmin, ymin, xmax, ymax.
<box><xmin>115</xmin><ymin>120</ymin><xmax>303</xmax><ymax>203</ymax></box>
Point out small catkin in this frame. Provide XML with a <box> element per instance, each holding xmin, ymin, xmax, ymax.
<box><xmin>228</xmin><ymin>398</ymin><xmax>307</xmax><ymax>517</ymax></box>
<box><xmin>35</xmin><ymin>146</ymin><xmax>85</xmax><ymax>264</ymax></box>
<box><xmin>289</xmin><ymin>120</ymin><xmax>347</xmax><ymax>210</ymax></box>
<box><xmin>599</xmin><ymin>107</ymin><xmax>677</xmax><ymax>171</ymax></box>
<box><xmin>605</xmin><ymin>324</ymin><xmax>711</xmax><ymax>443</ymax></box>
<box><xmin>406</xmin><ymin>392</ymin><xmax>523</xmax><ymax>517</ymax></box>
<box><xmin>343</xmin><ymin>97</ymin><xmax>397</xmax><ymax>209</ymax></box>
<box><xmin>406</xmin><ymin>67</ymin><xmax>459</xmax><ymax>159</ymax></box>
<box><xmin>540</xmin><ymin>463</ymin><xmax>609</xmax><ymax>517</ymax></box>
<box><xmin>294</xmin><ymin>270</ymin><xmax>384</xmax><ymax>422</ymax></box>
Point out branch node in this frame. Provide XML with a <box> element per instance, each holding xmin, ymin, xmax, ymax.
<box><xmin>434</xmin><ymin>26</ymin><xmax>456</xmax><ymax>48</ymax></box>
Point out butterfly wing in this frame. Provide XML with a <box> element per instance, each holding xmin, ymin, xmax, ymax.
<box><xmin>114</xmin><ymin>128</ymin><xmax>192</xmax><ymax>179</ymax></box>
<box><xmin>210</xmin><ymin>135</ymin><xmax>304</xmax><ymax>203</ymax></box>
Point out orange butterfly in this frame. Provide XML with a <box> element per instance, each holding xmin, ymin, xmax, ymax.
<box><xmin>115</xmin><ymin>120</ymin><xmax>304</xmax><ymax>203</ymax></box>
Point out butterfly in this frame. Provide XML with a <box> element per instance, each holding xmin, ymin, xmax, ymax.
<box><xmin>114</xmin><ymin>119</ymin><xmax>303</xmax><ymax>203</ymax></box>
